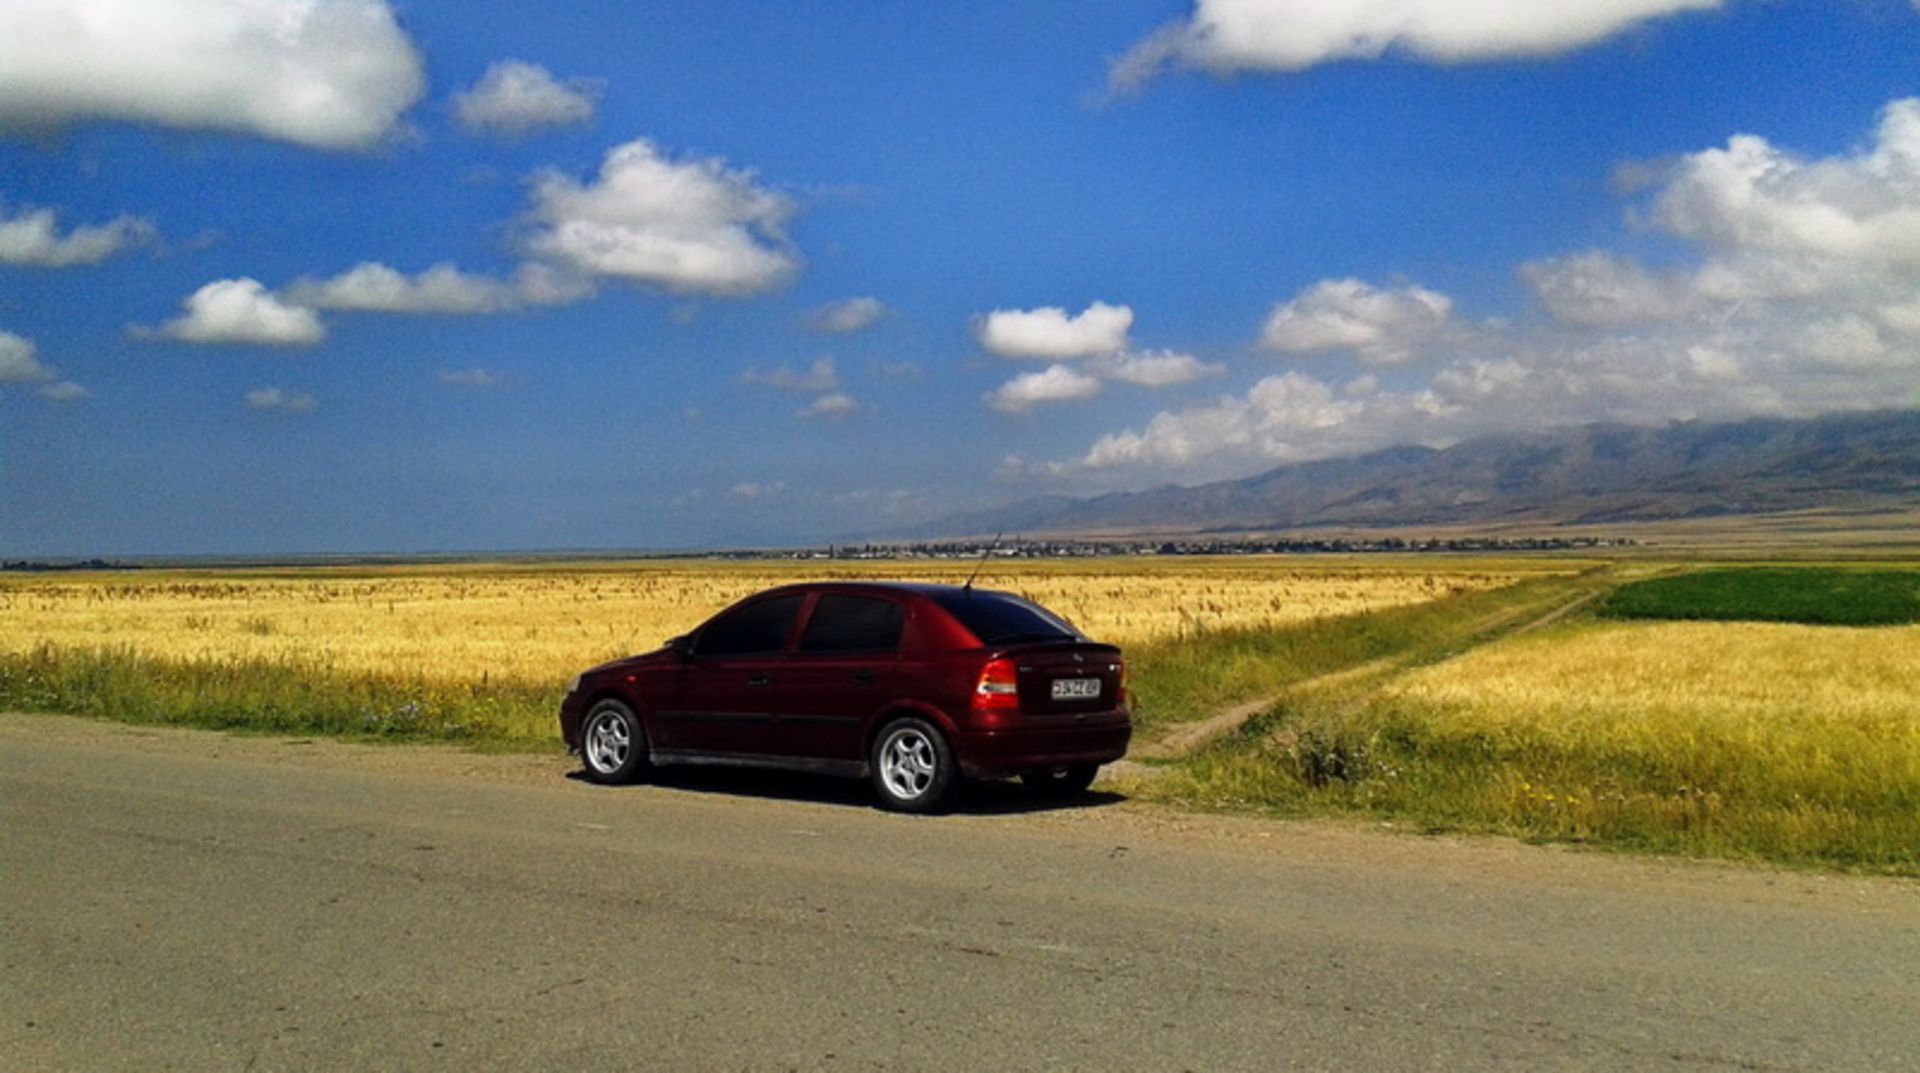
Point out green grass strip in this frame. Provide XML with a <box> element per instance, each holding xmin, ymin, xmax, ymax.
<box><xmin>1601</xmin><ymin>567</ymin><xmax>1920</xmax><ymax>627</ymax></box>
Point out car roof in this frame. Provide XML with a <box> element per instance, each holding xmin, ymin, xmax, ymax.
<box><xmin>757</xmin><ymin>580</ymin><xmax>1019</xmax><ymax>600</ymax></box>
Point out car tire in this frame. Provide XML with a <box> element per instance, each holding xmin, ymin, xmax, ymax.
<box><xmin>1021</xmin><ymin>763</ymin><xmax>1098</xmax><ymax>798</ymax></box>
<box><xmin>871</xmin><ymin>717</ymin><xmax>957</xmax><ymax>813</ymax></box>
<box><xmin>580</xmin><ymin>699</ymin><xmax>648</xmax><ymax>785</ymax></box>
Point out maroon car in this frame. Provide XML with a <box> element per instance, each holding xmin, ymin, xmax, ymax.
<box><xmin>558</xmin><ymin>582</ymin><xmax>1130</xmax><ymax>811</ymax></box>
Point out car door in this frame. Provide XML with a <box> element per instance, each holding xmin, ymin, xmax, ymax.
<box><xmin>652</xmin><ymin>593</ymin><xmax>803</xmax><ymax>756</ymax></box>
<box><xmin>767</xmin><ymin>593</ymin><xmax>905</xmax><ymax>762</ymax></box>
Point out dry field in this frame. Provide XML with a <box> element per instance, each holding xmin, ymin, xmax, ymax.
<box><xmin>1162</xmin><ymin>604</ymin><xmax>1920</xmax><ymax>871</ymax></box>
<box><xmin>11</xmin><ymin>554</ymin><xmax>1920</xmax><ymax>870</ymax></box>
<box><xmin>0</xmin><ymin>558</ymin><xmax>1546</xmax><ymax>687</ymax></box>
<box><xmin>1371</xmin><ymin>617</ymin><xmax>1920</xmax><ymax>818</ymax></box>
<box><xmin>1118</xmin><ymin>561</ymin><xmax>1920</xmax><ymax>872</ymax></box>
<box><xmin>1385</xmin><ymin>619</ymin><xmax>1920</xmax><ymax>733</ymax></box>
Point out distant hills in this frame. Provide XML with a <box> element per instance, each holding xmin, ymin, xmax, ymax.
<box><xmin>899</xmin><ymin>410</ymin><xmax>1920</xmax><ymax>539</ymax></box>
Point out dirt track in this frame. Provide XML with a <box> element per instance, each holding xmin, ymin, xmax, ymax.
<box><xmin>5</xmin><ymin>713</ymin><xmax>1918</xmax><ymax>1071</ymax></box>
<box><xmin>1131</xmin><ymin>584</ymin><xmax>1608</xmax><ymax>761</ymax></box>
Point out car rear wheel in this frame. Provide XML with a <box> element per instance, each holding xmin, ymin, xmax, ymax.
<box><xmin>580</xmin><ymin>699</ymin><xmax>648</xmax><ymax>785</ymax></box>
<box><xmin>871</xmin><ymin>718</ymin><xmax>956</xmax><ymax>813</ymax></box>
<box><xmin>1021</xmin><ymin>763</ymin><xmax>1098</xmax><ymax>797</ymax></box>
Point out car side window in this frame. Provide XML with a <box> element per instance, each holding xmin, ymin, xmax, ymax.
<box><xmin>692</xmin><ymin>594</ymin><xmax>804</xmax><ymax>657</ymax></box>
<box><xmin>798</xmin><ymin>595</ymin><xmax>905</xmax><ymax>654</ymax></box>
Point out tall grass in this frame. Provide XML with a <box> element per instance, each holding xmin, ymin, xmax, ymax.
<box><xmin>0</xmin><ymin>644</ymin><xmax>558</xmax><ymax>746</ymax></box>
<box><xmin>1147</xmin><ymin>614</ymin><xmax>1920</xmax><ymax>874</ymax></box>
<box><xmin>0</xmin><ymin>567</ymin><xmax>1597</xmax><ymax>751</ymax></box>
<box><xmin>0</xmin><ymin>559</ymin><xmax>1550</xmax><ymax>751</ymax></box>
<box><xmin>0</xmin><ymin>559</ymin><xmax>1539</xmax><ymax>688</ymax></box>
<box><xmin>1124</xmin><ymin>569</ymin><xmax>1605</xmax><ymax>736</ymax></box>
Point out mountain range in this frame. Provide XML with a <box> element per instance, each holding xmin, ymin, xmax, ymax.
<box><xmin>898</xmin><ymin>410</ymin><xmax>1920</xmax><ymax>539</ymax></box>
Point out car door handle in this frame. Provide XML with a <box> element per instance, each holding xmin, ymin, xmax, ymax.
<box><xmin>851</xmin><ymin>670</ymin><xmax>875</xmax><ymax>686</ymax></box>
<box><xmin>746</xmin><ymin>674</ymin><xmax>771</xmax><ymax>687</ymax></box>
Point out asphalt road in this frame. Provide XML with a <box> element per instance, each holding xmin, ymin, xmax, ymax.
<box><xmin>5</xmin><ymin>714</ymin><xmax>1918</xmax><ymax>1072</ymax></box>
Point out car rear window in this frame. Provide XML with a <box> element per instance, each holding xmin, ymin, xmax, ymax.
<box><xmin>799</xmin><ymin>595</ymin><xmax>905</xmax><ymax>653</ymax></box>
<box><xmin>931</xmin><ymin>591</ymin><xmax>1080</xmax><ymax>645</ymax></box>
<box><xmin>694</xmin><ymin>594</ymin><xmax>804</xmax><ymax>657</ymax></box>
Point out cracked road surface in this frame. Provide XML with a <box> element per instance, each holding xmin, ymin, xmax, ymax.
<box><xmin>4</xmin><ymin>713</ymin><xmax>1918</xmax><ymax>1071</ymax></box>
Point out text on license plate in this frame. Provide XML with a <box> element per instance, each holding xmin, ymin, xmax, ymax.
<box><xmin>1050</xmin><ymin>677</ymin><xmax>1102</xmax><ymax>701</ymax></box>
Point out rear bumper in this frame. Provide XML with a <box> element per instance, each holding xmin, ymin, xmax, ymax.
<box><xmin>951</xmin><ymin>714</ymin><xmax>1131</xmax><ymax>778</ymax></box>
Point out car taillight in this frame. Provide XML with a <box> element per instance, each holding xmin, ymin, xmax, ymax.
<box><xmin>1115</xmin><ymin>659</ymin><xmax>1127</xmax><ymax>706</ymax></box>
<box><xmin>973</xmin><ymin>657</ymin><xmax>1020</xmax><ymax>715</ymax></box>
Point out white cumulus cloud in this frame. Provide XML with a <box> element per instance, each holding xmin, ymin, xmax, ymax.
<box><xmin>245</xmin><ymin>386</ymin><xmax>316</xmax><ymax>412</ymax></box>
<box><xmin>1651</xmin><ymin>99</ymin><xmax>1920</xmax><ymax>266</ymax></box>
<box><xmin>804</xmin><ymin>296</ymin><xmax>888</xmax><ymax>334</ymax></box>
<box><xmin>523</xmin><ymin>139</ymin><xmax>800</xmax><ymax>297</ymax></box>
<box><xmin>799</xmin><ymin>392</ymin><xmax>862</xmax><ymax>420</ymax></box>
<box><xmin>0</xmin><ymin>206</ymin><xmax>154</xmax><ymax>267</ymax></box>
<box><xmin>985</xmin><ymin>364</ymin><xmax>1104</xmax><ymax>413</ymax></box>
<box><xmin>0</xmin><ymin>0</ymin><xmax>425</xmax><ymax>150</ymax></box>
<box><xmin>0</xmin><ymin>329</ymin><xmax>53</xmax><ymax>382</ymax></box>
<box><xmin>1076</xmin><ymin>372</ymin><xmax>1371</xmax><ymax>472</ymax></box>
<box><xmin>1586</xmin><ymin>97</ymin><xmax>1920</xmax><ymax>357</ymax></box>
<box><xmin>1095</xmin><ymin>349</ymin><xmax>1224</xmax><ymax>387</ymax></box>
<box><xmin>286</xmin><ymin>262</ymin><xmax>526</xmax><ymax>315</ymax></box>
<box><xmin>437</xmin><ymin>368</ymin><xmax>506</xmax><ymax>388</ymax></box>
<box><xmin>509</xmin><ymin>261</ymin><xmax>598</xmax><ymax>307</ymax></box>
<box><xmin>975</xmin><ymin>301</ymin><xmax>1132</xmax><ymax>359</ymax></box>
<box><xmin>738</xmin><ymin>357</ymin><xmax>840</xmax><ymax>393</ymax></box>
<box><xmin>1520</xmin><ymin>251</ymin><xmax>1697</xmax><ymax>326</ymax></box>
<box><xmin>0</xmin><ymin>329</ymin><xmax>88</xmax><ymax>400</ymax></box>
<box><xmin>453</xmin><ymin>60</ymin><xmax>600</xmax><ymax>138</ymax></box>
<box><xmin>1260</xmin><ymin>278</ymin><xmax>1454</xmax><ymax>365</ymax></box>
<box><xmin>1028</xmin><ymin>98</ymin><xmax>1920</xmax><ymax>487</ymax></box>
<box><xmin>984</xmin><ymin>347</ymin><xmax>1221</xmax><ymax>414</ymax></box>
<box><xmin>1789</xmin><ymin>315</ymin><xmax>1896</xmax><ymax>371</ymax></box>
<box><xmin>287</xmin><ymin>262</ymin><xmax>509</xmax><ymax>314</ymax></box>
<box><xmin>1879</xmin><ymin>295</ymin><xmax>1920</xmax><ymax>338</ymax></box>
<box><xmin>153</xmin><ymin>278</ymin><xmax>325</xmax><ymax>346</ymax></box>
<box><xmin>37</xmin><ymin>380</ymin><xmax>89</xmax><ymax>402</ymax></box>
<box><xmin>1113</xmin><ymin>0</ymin><xmax>1723</xmax><ymax>88</ymax></box>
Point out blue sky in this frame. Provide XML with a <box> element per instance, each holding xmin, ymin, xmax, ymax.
<box><xmin>3</xmin><ymin>0</ymin><xmax>1919</xmax><ymax>555</ymax></box>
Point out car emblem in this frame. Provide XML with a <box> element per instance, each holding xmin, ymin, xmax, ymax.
<box><xmin>1072</xmin><ymin>652</ymin><xmax>1084</xmax><ymax>663</ymax></box>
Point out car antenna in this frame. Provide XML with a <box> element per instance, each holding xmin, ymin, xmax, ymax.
<box><xmin>962</xmin><ymin>531</ymin><xmax>1003</xmax><ymax>594</ymax></box>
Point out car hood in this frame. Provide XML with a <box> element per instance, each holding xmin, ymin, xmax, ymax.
<box><xmin>580</xmin><ymin>647</ymin><xmax>677</xmax><ymax>678</ymax></box>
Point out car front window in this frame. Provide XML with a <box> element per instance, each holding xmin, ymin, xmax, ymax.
<box><xmin>692</xmin><ymin>594</ymin><xmax>805</xmax><ymax>657</ymax></box>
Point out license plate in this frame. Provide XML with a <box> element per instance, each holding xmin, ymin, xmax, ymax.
<box><xmin>1051</xmin><ymin>677</ymin><xmax>1102</xmax><ymax>701</ymax></box>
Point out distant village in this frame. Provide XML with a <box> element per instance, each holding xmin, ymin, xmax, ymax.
<box><xmin>719</xmin><ymin>534</ymin><xmax>1631</xmax><ymax>561</ymax></box>
<box><xmin>3</xmin><ymin>533</ymin><xmax>1629</xmax><ymax>572</ymax></box>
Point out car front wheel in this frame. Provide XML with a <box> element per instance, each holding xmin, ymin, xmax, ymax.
<box><xmin>871</xmin><ymin>718</ymin><xmax>956</xmax><ymax>813</ymax></box>
<box><xmin>580</xmin><ymin>699</ymin><xmax>648</xmax><ymax>785</ymax></box>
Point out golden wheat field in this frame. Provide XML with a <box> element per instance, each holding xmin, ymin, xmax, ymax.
<box><xmin>1384</xmin><ymin>618</ymin><xmax>1920</xmax><ymax>732</ymax></box>
<box><xmin>0</xmin><ymin>558</ymin><xmax>1547</xmax><ymax>686</ymax></box>
<box><xmin>1337</xmin><ymin>614</ymin><xmax>1920</xmax><ymax>869</ymax></box>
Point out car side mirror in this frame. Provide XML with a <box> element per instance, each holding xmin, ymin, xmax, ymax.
<box><xmin>666</xmin><ymin>634</ymin><xmax>692</xmax><ymax>658</ymax></box>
